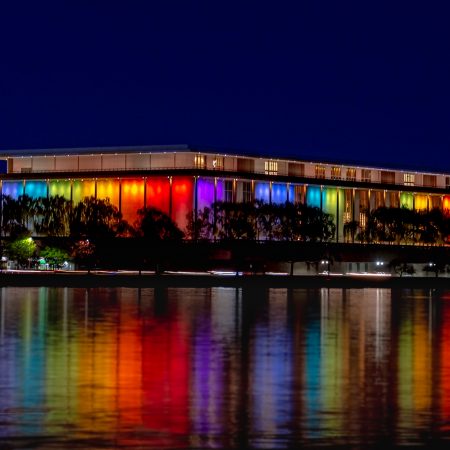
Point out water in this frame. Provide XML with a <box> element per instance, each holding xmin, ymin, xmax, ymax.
<box><xmin>0</xmin><ymin>286</ymin><xmax>449</xmax><ymax>449</ymax></box>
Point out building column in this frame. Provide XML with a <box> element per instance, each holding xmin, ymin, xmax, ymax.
<box><xmin>143</xmin><ymin>177</ymin><xmax>147</xmax><ymax>209</ymax></box>
<box><xmin>336</xmin><ymin>187</ymin><xmax>339</xmax><ymax>243</ymax></box>
<box><xmin>118</xmin><ymin>179</ymin><xmax>122</xmax><ymax>213</ymax></box>
<box><xmin>194</xmin><ymin>175</ymin><xmax>198</xmax><ymax>222</ymax></box>
<box><xmin>169</xmin><ymin>176</ymin><xmax>173</xmax><ymax>219</ymax></box>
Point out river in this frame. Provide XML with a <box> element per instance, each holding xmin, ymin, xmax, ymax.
<box><xmin>0</xmin><ymin>286</ymin><xmax>449</xmax><ymax>448</ymax></box>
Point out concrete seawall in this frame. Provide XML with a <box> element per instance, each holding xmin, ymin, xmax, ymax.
<box><xmin>0</xmin><ymin>272</ymin><xmax>449</xmax><ymax>289</ymax></box>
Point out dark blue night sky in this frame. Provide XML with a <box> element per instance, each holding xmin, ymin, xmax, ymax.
<box><xmin>1</xmin><ymin>1</ymin><xmax>449</xmax><ymax>172</ymax></box>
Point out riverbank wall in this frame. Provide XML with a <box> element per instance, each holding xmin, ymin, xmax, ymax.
<box><xmin>0</xmin><ymin>271</ymin><xmax>449</xmax><ymax>289</ymax></box>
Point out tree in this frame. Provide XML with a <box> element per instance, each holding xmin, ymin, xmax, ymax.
<box><xmin>1</xmin><ymin>195</ymin><xmax>30</xmax><ymax>237</ymax></box>
<box><xmin>34</xmin><ymin>195</ymin><xmax>72</xmax><ymax>236</ymax></box>
<box><xmin>343</xmin><ymin>220</ymin><xmax>359</xmax><ymax>243</ymax></box>
<box><xmin>390</xmin><ymin>259</ymin><xmax>416</xmax><ymax>277</ymax></box>
<box><xmin>71</xmin><ymin>239</ymin><xmax>96</xmax><ymax>272</ymax></box>
<box><xmin>40</xmin><ymin>246</ymin><xmax>70</xmax><ymax>270</ymax></box>
<box><xmin>7</xmin><ymin>236</ymin><xmax>37</xmax><ymax>268</ymax></box>
<box><xmin>214</xmin><ymin>201</ymin><xmax>257</xmax><ymax>240</ymax></box>
<box><xmin>69</xmin><ymin>196</ymin><xmax>125</xmax><ymax>239</ymax></box>
<box><xmin>135</xmin><ymin>207</ymin><xmax>184</xmax><ymax>240</ymax></box>
<box><xmin>186</xmin><ymin>207</ymin><xmax>213</xmax><ymax>241</ymax></box>
<box><xmin>299</xmin><ymin>206</ymin><xmax>335</xmax><ymax>242</ymax></box>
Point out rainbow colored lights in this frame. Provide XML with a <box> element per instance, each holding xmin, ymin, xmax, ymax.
<box><xmin>0</xmin><ymin>176</ymin><xmax>445</xmax><ymax>231</ymax></box>
<box><xmin>172</xmin><ymin>177</ymin><xmax>194</xmax><ymax>230</ymax></box>
<box><xmin>3</xmin><ymin>180</ymin><xmax>23</xmax><ymax>199</ymax></box>
<box><xmin>97</xmin><ymin>178</ymin><xmax>120</xmax><ymax>205</ymax></box>
<box><xmin>146</xmin><ymin>177</ymin><xmax>170</xmax><ymax>214</ymax></box>
<box><xmin>306</xmin><ymin>186</ymin><xmax>321</xmax><ymax>208</ymax></box>
<box><xmin>24</xmin><ymin>180</ymin><xmax>47</xmax><ymax>199</ymax></box>
<box><xmin>72</xmin><ymin>179</ymin><xmax>95</xmax><ymax>204</ymax></box>
<box><xmin>414</xmin><ymin>195</ymin><xmax>428</xmax><ymax>211</ymax></box>
<box><xmin>444</xmin><ymin>196</ymin><xmax>450</xmax><ymax>215</ymax></box>
<box><xmin>255</xmin><ymin>182</ymin><xmax>270</xmax><ymax>203</ymax></box>
<box><xmin>49</xmin><ymin>180</ymin><xmax>71</xmax><ymax>200</ymax></box>
<box><xmin>121</xmin><ymin>178</ymin><xmax>145</xmax><ymax>224</ymax></box>
<box><xmin>400</xmin><ymin>192</ymin><xmax>414</xmax><ymax>209</ymax></box>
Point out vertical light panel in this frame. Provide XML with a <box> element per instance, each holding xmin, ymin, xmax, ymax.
<box><xmin>197</xmin><ymin>178</ymin><xmax>215</xmax><ymax>211</ymax></box>
<box><xmin>272</xmin><ymin>183</ymin><xmax>287</xmax><ymax>204</ymax></box>
<box><xmin>400</xmin><ymin>192</ymin><xmax>414</xmax><ymax>209</ymax></box>
<box><xmin>172</xmin><ymin>177</ymin><xmax>194</xmax><ymax>231</ymax></box>
<box><xmin>49</xmin><ymin>180</ymin><xmax>71</xmax><ymax>200</ymax></box>
<box><xmin>216</xmin><ymin>179</ymin><xmax>224</xmax><ymax>203</ymax></box>
<box><xmin>429</xmin><ymin>196</ymin><xmax>441</xmax><ymax>210</ymax></box>
<box><xmin>24</xmin><ymin>180</ymin><xmax>47</xmax><ymax>199</ymax></box>
<box><xmin>146</xmin><ymin>177</ymin><xmax>170</xmax><ymax>214</ymax></box>
<box><xmin>96</xmin><ymin>179</ymin><xmax>120</xmax><ymax>208</ymax></box>
<box><xmin>2</xmin><ymin>180</ymin><xmax>24</xmax><ymax>199</ymax></box>
<box><xmin>72</xmin><ymin>180</ymin><xmax>95</xmax><ymax>205</ymax></box>
<box><xmin>414</xmin><ymin>195</ymin><xmax>428</xmax><ymax>211</ymax></box>
<box><xmin>121</xmin><ymin>178</ymin><xmax>145</xmax><ymax>225</ymax></box>
<box><xmin>306</xmin><ymin>186</ymin><xmax>321</xmax><ymax>208</ymax></box>
<box><xmin>443</xmin><ymin>195</ymin><xmax>450</xmax><ymax>215</ymax></box>
<box><xmin>288</xmin><ymin>185</ymin><xmax>295</xmax><ymax>203</ymax></box>
<box><xmin>321</xmin><ymin>188</ymin><xmax>344</xmax><ymax>241</ymax></box>
<box><xmin>322</xmin><ymin>188</ymin><xmax>337</xmax><ymax>216</ymax></box>
<box><xmin>255</xmin><ymin>182</ymin><xmax>270</xmax><ymax>203</ymax></box>
<box><xmin>293</xmin><ymin>185</ymin><xmax>305</xmax><ymax>204</ymax></box>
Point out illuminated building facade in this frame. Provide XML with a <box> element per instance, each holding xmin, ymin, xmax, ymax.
<box><xmin>0</xmin><ymin>144</ymin><xmax>449</xmax><ymax>240</ymax></box>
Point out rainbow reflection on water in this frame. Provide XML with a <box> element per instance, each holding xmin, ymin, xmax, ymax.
<box><xmin>0</xmin><ymin>287</ymin><xmax>449</xmax><ymax>449</ymax></box>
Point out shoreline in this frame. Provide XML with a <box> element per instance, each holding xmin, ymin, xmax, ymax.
<box><xmin>0</xmin><ymin>271</ymin><xmax>449</xmax><ymax>288</ymax></box>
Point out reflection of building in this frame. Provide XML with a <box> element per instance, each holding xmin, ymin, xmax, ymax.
<box><xmin>1</xmin><ymin>145</ymin><xmax>449</xmax><ymax>239</ymax></box>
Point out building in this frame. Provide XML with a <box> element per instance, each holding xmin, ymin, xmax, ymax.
<box><xmin>0</xmin><ymin>144</ymin><xmax>449</xmax><ymax>240</ymax></box>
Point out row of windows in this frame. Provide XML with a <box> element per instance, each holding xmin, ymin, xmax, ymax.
<box><xmin>316</xmin><ymin>166</ymin><xmax>359</xmax><ymax>182</ymax></box>
<box><xmin>183</xmin><ymin>157</ymin><xmax>449</xmax><ymax>188</ymax></box>
<box><xmin>12</xmin><ymin>153</ymin><xmax>449</xmax><ymax>190</ymax></box>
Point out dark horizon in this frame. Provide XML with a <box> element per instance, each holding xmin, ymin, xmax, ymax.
<box><xmin>1</xmin><ymin>2</ymin><xmax>449</xmax><ymax>172</ymax></box>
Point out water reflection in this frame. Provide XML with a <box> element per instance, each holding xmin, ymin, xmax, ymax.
<box><xmin>0</xmin><ymin>286</ymin><xmax>449</xmax><ymax>448</ymax></box>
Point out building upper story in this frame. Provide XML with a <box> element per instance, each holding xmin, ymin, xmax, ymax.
<box><xmin>0</xmin><ymin>144</ymin><xmax>449</xmax><ymax>194</ymax></box>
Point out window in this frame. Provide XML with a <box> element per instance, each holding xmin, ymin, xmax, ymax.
<box><xmin>265</xmin><ymin>160</ymin><xmax>278</xmax><ymax>175</ymax></box>
<box><xmin>343</xmin><ymin>190</ymin><xmax>352</xmax><ymax>222</ymax></box>
<box><xmin>359</xmin><ymin>190</ymin><xmax>369</xmax><ymax>209</ymax></box>
<box><xmin>194</xmin><ymin>154</ymin><xmax>206</xmax><ymax>169</ymax></box>
<box><xmin>359</xmin><ymin>212</ymin><xmax>367</xmax><ymax>229</ymax></box>
<box><xmin>375</xmin><ymin>191</ymin><xmax>384</xmax><ymax>208</ymax></box>
<box><xmin>446</xmin><ymin>177</ymin><xmax>450</xmax><ymax>189</ymax></box>
<box><xmin>294</xmin><ymin>185</ymin><xmax>304</xmax><ymax>203</ymax></box>
<box><xmin>389</xmin><ymin>192</ymin><xmax>399</xmax><ymax>208</ymax></box>
<box><xmin>381</xmin><ymin>171</ymin><xmax>395</xmax><ymax>184</ymax></box>
<box><xmin>212</xmin><ymin>156</ymin><xmax>224</xmax><ymax>170</ymax></box>
<box><xmin>331</xmin><ymin>167</ymin><xmax>341</xmax><ymax>180</ymax></box>
<box><xmin>423</xmin><ymin>174</ymin><xmax>436</xmax><ymax>188</ymax></box>
<box><xmin>288</xmin><ymin>162</ymin><xmax>304</xmax><ymax>177</ymax></box>
<box><xmin>403</xmin><ymin>173</ymin><xmax>415</xmax><ymax>186</ymax></box>
<box><xmin>237</xmin><ymin>158</ymin><xmax>254</xmax><ymax>172</ymax></box>
<box><xmin>224</xmin><ymin>180</ymin><xmax>233</xmax><ymax>202</ymax></box>
<box><xmin>242</xmin><ymin>181</ymin><xmax>252</xmax><ymax>202</ymax></box>
<box><xmin>361</xmin><ymin>169</ymin><xmax>371</xmax><ymax>182</ymax></box>
<box><xmin>315</xmin><ymin>165</ymin><xmax>326</xmax><ymax>179</ymax></box>
<box><xmin>346</xmin><ymin>168</ymin><xmax>356</xmax><ymax>181</ymax></box>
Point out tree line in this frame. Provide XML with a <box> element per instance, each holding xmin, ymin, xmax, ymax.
<box><xmin>1</xmin><ymin>194</ymin><xmax>449</xmax><ymax>245</ymax></box>
<box><xmin>345</xmin><ymin>206</ymin><xmax>450</xmax><ymax>245</ymax></box>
